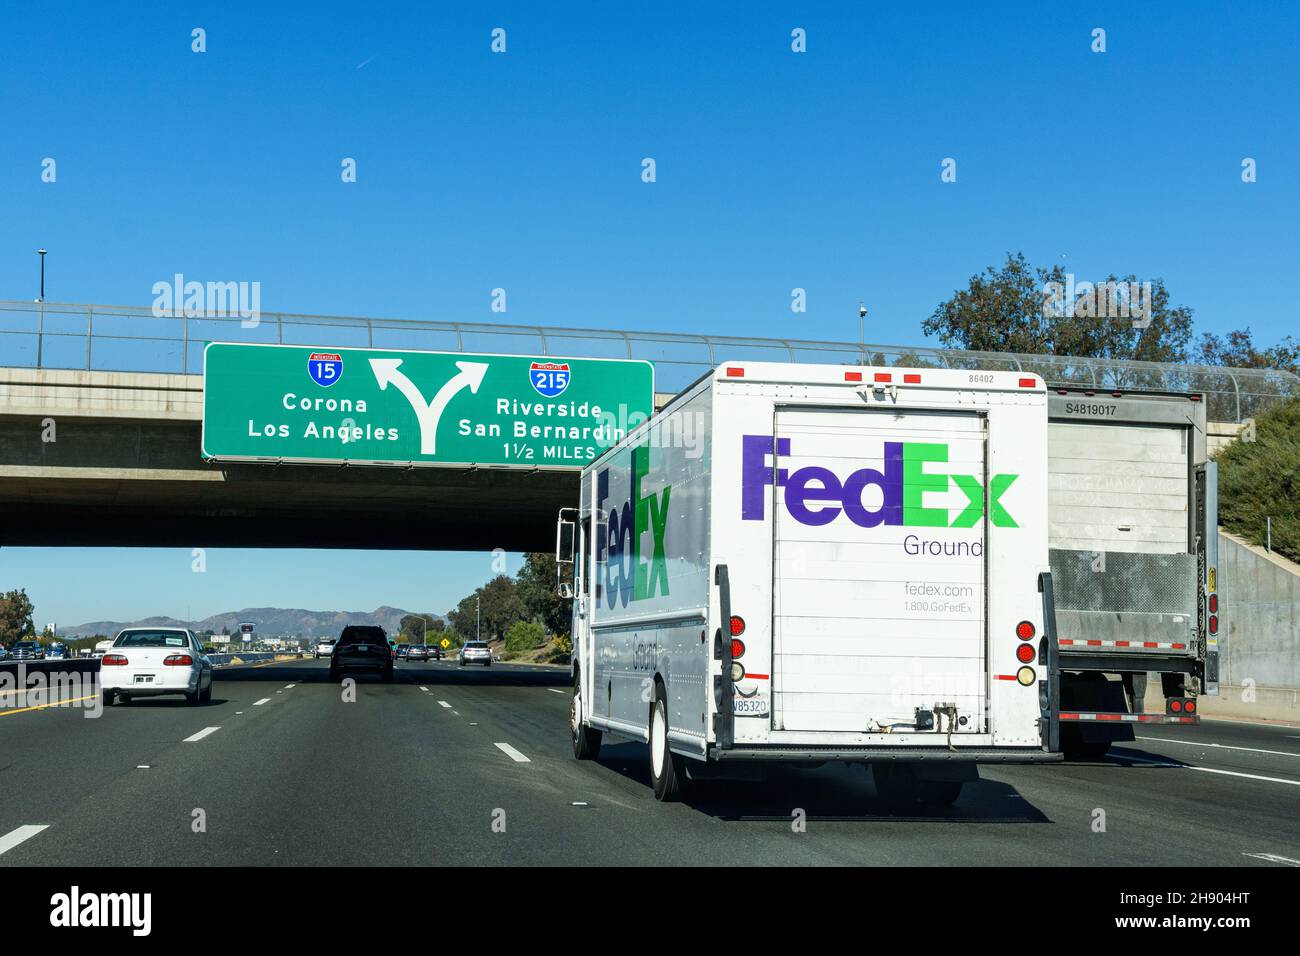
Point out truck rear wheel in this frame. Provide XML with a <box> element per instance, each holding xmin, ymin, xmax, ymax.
<box><xmin>649</xmin><ymin>688</ymin><xmax>686</xmax><ymax>802</ymax></box>
<box><xmin>571</xmin><ymin>671</ymin><xmax>602</xmax><ymax>760</ymax></box>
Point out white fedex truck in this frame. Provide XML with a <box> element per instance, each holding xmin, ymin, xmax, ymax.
<box><xmin>558</xmin><ymin>362</ymin><xmax>1063</xmax><ymax>808</ymax></box>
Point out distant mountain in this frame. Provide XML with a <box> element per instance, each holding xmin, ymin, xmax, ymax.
<box><xmin>59</xmin><ymin>606</ymin><xmax>442</xmax><ymax>639</ymax></box>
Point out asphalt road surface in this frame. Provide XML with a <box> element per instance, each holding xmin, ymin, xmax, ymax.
<box><xmin>2</xmin><ymin>658</ymin><xmax>1298</xmax><ymax>866</ymax></box>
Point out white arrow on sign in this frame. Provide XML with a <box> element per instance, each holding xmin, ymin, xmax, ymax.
<box><xmin>369</xmin><ymin>358</ymin><xmax>489</xmax><ymax>455</ymax></box>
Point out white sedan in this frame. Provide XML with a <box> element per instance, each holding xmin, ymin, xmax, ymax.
<box><xmin>100</xmin><ymin>628</ymin><xmax>213</xmax><ymax>706</ymax></box>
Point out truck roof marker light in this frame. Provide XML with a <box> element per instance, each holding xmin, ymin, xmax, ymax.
<box><xmin>904</xmin><ymin>373</ymin><xmax>921</xmax><ymax>384</ymax></box>
<box><xmin>1016</xmin><ymin>667</ymin><xmax>1036</xmax><ymax>686</ymax></box>
<box><xmin>874</xmin><ymin>372</ymin><xmax>892</xmax><ymax>383</ymax></box>
<box><xmin>1189</xmin><ymin>395</ymin><xmax>1201</xmax><ymax>402</ymax></box>
<box><xmin>844</xmin><ymin>371</ymin><xmax>863</xmax><ymax>382</ymax></box>
<box><xmin>1018</xmin><ymin>377</ymin><xmax>1037</xmax><ymax>388</ymax></box>
<box><xmin>1016</xmin><ymin>620</ymin><xmax>1035</xmax><ymax>640</ymax></box>
<box><xmin>725</xmin><ymin>367</ymin><xmax>745</xmax><ymax>378</ymax></box>
<box><xmin>1016</xmin><ymin>643</ymin><xmax>1035</xmax><ymax>663</ymax></box>
<box><xmin>730</xmin><ymin>615</ymin><xmax>745</xmax><ymax>637</ymax></box>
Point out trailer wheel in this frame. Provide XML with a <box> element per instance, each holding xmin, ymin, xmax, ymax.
<box><xmin>649</xmin><ymin>687</ymin><xmax>686</xmax><ymax>802</ymax></box>
<box><xmin>917</xmin><ymin>780</ymin><xmax>963</xmax><ymax>807</ymax></box>
<box><xmin>872</xmin><ymin>765</ymin><xmax>920</xmax><ymax>813</ymax></box>
<box><xmin>571</xmin><ymin>670</ymin><xmax>602</xmax><ymax>760</ymax></box>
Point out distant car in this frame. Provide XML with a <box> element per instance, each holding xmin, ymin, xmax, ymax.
<box><xmin>406</xmin><ymin>644</ymin><xmax>429</xmax><ymax>662</ymax></box>
<box><xmin>46</xmin><ymin>643</ymin><xmax>67</xmax><ymax>660</ymax></box>
<box><xmin>329</xmin><ymin>626</ymin><xmax>394</xmax><ymax>682</ymax></box>
<box><xmin>93</xmin><ymin>639</ymin><xmax>114</xmax><ymax>658</ymax></box>
<box><xmin>10</xmin><ymin>641</ymin><xmax>45</xmax><ymax>661</ymax></box>
<box><xmin>314</xmin><ymin>638</ymin><xmax>336</xmax><ymax>659</ymax></box>
<box><xmin>99</xmin><ymin>628</ymin><xmax>213</xmax><ymax>706</ymax></box>
<box><xmin>396</xmin><ymin>644</ymin><xmax>411</xmax><ymax>659</ymax></box>
<box><xmin>459</xmin><ymin>641</ymin><xmax>491</xmax><ymax>667</ymax></box>
<box><xmin>430</xmin><ymin>645</ymin><xmax>442</xmax><ymax>660</ymax></box>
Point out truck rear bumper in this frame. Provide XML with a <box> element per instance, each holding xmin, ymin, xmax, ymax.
<box><xmin>707</xmin><ymin>746</ymin><xmax>1062</xmax><ymax>764</ymax></box>
<box><xmin>1060</xmin><ymin>710</ymin><xmax>1198</xmax><ymax>725</ymax></box>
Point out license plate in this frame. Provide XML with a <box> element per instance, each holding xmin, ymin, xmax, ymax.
<box><xmin>357</xmin><ymin>646</ymin><xmax>368</xmax><ymax>652</ymax></box>
<box><xmin>733</xmin><ymin>697</ymin><xmax>769</xmax><ymax>716</ymax></box>
<box><xmin>134</xmin><ymin>675</ymin><xmax>154</xmax><ymax>684</ymax></box>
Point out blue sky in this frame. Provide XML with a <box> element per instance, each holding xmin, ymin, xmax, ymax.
<box><xmin>2</xmin><ymin>2</ymin><xmax>1297</xmax><ymax>627</ymax></box>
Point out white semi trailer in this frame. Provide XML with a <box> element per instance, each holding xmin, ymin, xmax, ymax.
<box><xmin>1047</xmin><ymin>386</ymin><xmax>1219</xmax><ymax>757</ymax></box>
<box><xmin>558</xmin><ymin>362</ymin><xmax>1063</xmax><ymax>808</ymax></box>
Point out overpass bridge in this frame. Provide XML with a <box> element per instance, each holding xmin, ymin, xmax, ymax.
<box><xmin>1</xmin><ymin>300</ymin><xmax>1296</xmax><ymax>550</ymax></box>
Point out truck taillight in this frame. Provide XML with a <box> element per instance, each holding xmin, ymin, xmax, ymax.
<box><xmin>164</xmin><ymin>654</ymin><xmax>194</xmax><ymax>666</ymax></box>
<box><xmin>101</xmin><ymin>654</ymin><xmax>128</xmax><ymax>666</ymax></box>
<box><xmin>1185</xmin><ymin>699</ymin><xmax>1196</xmax><ymax>714</ymax></box>
<box><xmin>1016</xmin><ymin>621</ymin><xmax>1035</xmax><ymax>640</ymax></box>
<box><xmin>729</xmin><ymin>615</ymin><xmax>745</xmax><ymax>637</ymax></box>
<box><xmin>729</xmin><ymin>662</ymin><xmax>745</xmax><ymax>681</ymax></box>
<box><xmin>1209</xmin><ymin>594</ymin><xmax>1218</xmax><ymax>613</ymax></box>
<box><xmin>731</xmin><ymin>638</ymin><xmax>745</xmax><ymax>659</ymax></box>
<box><xmin>1016</xmin><ymin>643</ymin><xmax>1035</xmax><ymax>664</ymax></box>
<box><xmin>1209</xmin><ymin>616</ymin><xmax>1218</xmax><ymax>634</ymax></box>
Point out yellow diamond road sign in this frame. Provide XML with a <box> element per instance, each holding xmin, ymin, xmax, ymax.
<box><xmin>440</xmin><ymin>638</ymin><xmax>450</xmax><ymax>649</ymax></box>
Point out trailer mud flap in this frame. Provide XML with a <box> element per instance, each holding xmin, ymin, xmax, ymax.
<box><xmin>712</xmin><ymin>564</ymin><xmax>734</xmax><ymax>750</ymax></box>
<box><xmin>1038</xmin><ymin>571</ymin><xmax>1061</xmax><ymax>753</ymax></box>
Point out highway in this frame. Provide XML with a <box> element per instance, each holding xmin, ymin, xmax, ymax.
<box><xmin>1</xmin><ymin>658</ymin><xmax>1298</xmax><ymax>867</ymax></box>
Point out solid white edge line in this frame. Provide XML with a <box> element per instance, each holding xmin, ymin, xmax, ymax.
<box><xmin>253</xmin><ymin>698</ymin><xmax>271</xmax><ymax>706</ymax></box>
<box><xmin>494</xmin><ymin>742</ymin><xmax>531</xmax><ymax>763</ymax></box>
<box><xmin>0</xmin><ymin>825</ymin><xmax>49</xmax><ymax>856</ymax></box>
<box><xmin>1110</xmin><ymin>751</ymin><xmax>1300</xmax><ymax>786</ymax></box>
<box><xmin>1136</xmin><ymin>735</ymin><xmax>1300</xmax><ymax>759</ymax></box>
<box><xmin>437</xmin><ymin>700</ymin><xmax>451</xmax><ymax>708</ymax></box>
<box><xmin>547</xmin><ymin>688</ymin><xmax>565</xmax><ymax>694</ymax></box>
<box><xmin>183</xmin><ymin>726</ymin><xmax>221</xmax><ymax>742</ymax></box>
<box><xmin>1242</xmin><ymin>852</ymin><xmax>1300</xmax><ymax>866</ymax></box>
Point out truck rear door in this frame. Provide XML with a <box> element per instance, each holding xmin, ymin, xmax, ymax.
<box><xmin>771</xmin><ymin>406</ymin><xmax>988</xmax><ymax>734</ymax></box>
<box><xmin>1048</xmin><ymin>418</ymin><xmax>1197</xmax><ymax>658</ymax></box>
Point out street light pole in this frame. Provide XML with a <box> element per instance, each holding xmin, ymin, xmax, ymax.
<box><xmin>38</xmin><ymin>249</ymin><xmax>46</xmax><ymax>302</ymax></box>
<box><xmin>476</xmin><ymin>597</ymin><xmax>481</xmax><ymax>642</ymax></box>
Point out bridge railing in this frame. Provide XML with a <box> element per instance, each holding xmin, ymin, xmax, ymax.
<box><xmin>2</xmin><ymin>299</ymin><xmax>1296</xmax><ymax>423</ymax></box>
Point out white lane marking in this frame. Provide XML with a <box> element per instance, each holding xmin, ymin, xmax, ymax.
<box><xmin>284</xmin><ymin>684</ymin><xmax>296</xmax><ymax>689</ymax></box>
<box><xmin>1137</xmin><ymin>735</ymin><xmax>1300</xmax><ymax>759</ymax></box>
<box><xmin>420</xmin><ymin>686</ymin><xmax>429</xmax><ymax>692</ymax></box>
<box><xmin>253</xmin><ymin>698</ymin><xmax>271</xmax><ymax>706</ymax></box>
<box><xmin>494</xmin><ymin>742</ymin><xmax>530</xmax><ymax>763</ymax></box>
<box><xmin>1243</xmin><ymin>852</ymin><xmax>1300</xmax><ymax>866</ymax></box>
<box><xmin>183</xmin><ymin>726</ymin><xmax>221</xmax><ymax>742</ymax></box>
<box><xmin>437</xmin><ymin>700</ymin><xmax>451</xmax><ymax>708</ymax></box>
<box><xmin>547</xmin><ymin>688</ymin><xmax>565</xmax><ymax>695</ymax></box>
<box><xmin>0</xmin><ymin>825</ymin><xmax>48</xmax><ymax>856</ymax></box>
<box><xmin>1110</xmin><ymin>752</ymin><xmax>1300</xmax><ymax>787</ymax></box>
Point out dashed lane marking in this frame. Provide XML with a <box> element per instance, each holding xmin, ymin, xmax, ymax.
<box><xmin>183</xmin><ymin>727</ymin><xmax>221</xmax><ymax>742</ymax></box>
<box><xmin>494</xmin><ymin>742</ymin><xmax>531</xmax><ymax>763</ymax></box>
<box><xmin>0</xmin><ymin>825</ymin><xmax>48</xmax><ymax>856</ymax></box>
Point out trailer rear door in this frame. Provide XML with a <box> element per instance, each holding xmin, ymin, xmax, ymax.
<box><xmin>771</xmin><ymin>407</ymin><xmax>988</xmax><ymax>733</ymax></box>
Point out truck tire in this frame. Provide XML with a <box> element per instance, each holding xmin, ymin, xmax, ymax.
<box><xmin>918</xmin><ymin>780</ymin><xmax>963</xmax><ymax>807</ymax></box>
<box><xmin>649</xmin><ymin>687</ymin><xmax>686</xmax><ymax>802</ymax></box>
<box><xmin>872</xmin><ymin>764</ymin><xmax>920</xmax><ymax>813</ymax></box>
<box><xmin>571</xmin><ymin>671</ymin><xmax>602</xmax><ymax>760</ymax></box>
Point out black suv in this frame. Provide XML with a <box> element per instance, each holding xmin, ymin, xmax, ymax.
<box><xmin>328</xmin><ymin>626</ymin><xmax>394</xmax><ymax>683</ymax></box>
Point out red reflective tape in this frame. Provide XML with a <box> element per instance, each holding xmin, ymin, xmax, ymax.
<box><xmin>1095</xmin><ymin>713</ymin><xmax>1123</xmax><ymax>721</ymax></box>
<box><xmin>874</xmin><ymin>372</ymin><xmax>892</xmax><ymax>383</ymax></box>
<box><xmin>1086</xmin><ymin>640</ymin><xmax>1102</xmax><ymax>646</ymax></box>
<box><xmin>1059</xmin><ymin>712</ymin><xmax>1081</xmax><ymax>720</ymax></box>
<box><xmin>1018</xmin><ymin>377</ymin><xmax>1037</xmax><ymax>388</ymax></box>
<box><xmin>903</xmin><ymin>373</ymin><xmax>921</xmax><ymax>384</ymax></box>
<box><xmin>844</xmin><ymin>371</ymin><xmax>862</xmax><ymax>382</ymax></box>
<box><xmin>1172</xmin><ymin>643</ymin><xmax>1186</xmax><ymax>650</ymax></box>
<box><xmin>725</xmin><ymin>367</ymin><xmax>745</xmax><ymax>377</ymax></box>
<box><xmin>1143</xmin><ymin>642</ymin><xmax>1158</xmax><ymax>648</ymax></box>
<box><xmin>744</xmin><ymin>673</ymin><xmax>769</xmax><ymax>681</ymax></box>
<box><xmin>994</xmin><ymin>674</ymin><xmax>1017</xmax><ymax>681</ymax></box>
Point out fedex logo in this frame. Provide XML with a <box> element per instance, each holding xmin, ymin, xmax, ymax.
<box><xmin>740</xmin><ymin>434</ymin><xmax>1018</xmax><ymax>528</ymax></box>
<box><xmin>597</xmin><ymin>445</ymin><xmax>672</xmax><ymax>608</ymax></box>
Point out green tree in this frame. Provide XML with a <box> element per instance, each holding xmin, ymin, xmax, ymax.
<box><xmin>922</xmin><ymin>252</ymin><xmax>1193</xmax><ymax>368</ymax></box>
<box><xmin>447</xmin><ymin>575</ymin><xmax>526</xmax><ymax>643</ymax></box>
<box><xmin>504</xmin><ymin>620</ymin><xmax>547</xmax><ymax>655</ymax></box>
<box><xmin>517</xmin><ymin>552</ymin><xmax>572</xmax><ymax>637</ymax></box>
<box><xmin>1214</xmin><ymin>397</ymin><xmax>1300</xmax><ymax>563</ymax></box>
<box><xmin>1195</xmin><ymin>327</ymin><xmax>1300</xmax><ymax>376</ymax></box>
<box><xmin>0</xmin><ymin>589</ymin><xmax>36</xmax><ymax>645</ymax></box>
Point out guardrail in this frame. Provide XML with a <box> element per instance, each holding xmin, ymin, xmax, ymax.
<box><xmin>2</xmin><ymin>299</ymin><xmax>1296</xmax><ymax>423</ymax></box>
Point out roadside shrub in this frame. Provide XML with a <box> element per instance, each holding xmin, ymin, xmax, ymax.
<box><xmin>1214</xmin><ymin>397</ymin><xmax>1300</xmax><ymax>563</ymax></box>
<box><xmin>504</xmin><ymin>620</ymin><xmax>547</xmax><ymax>654</ymax></box>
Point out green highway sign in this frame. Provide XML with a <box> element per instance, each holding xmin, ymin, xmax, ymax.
<box><xmin>201</xmin><ymin>343</ymin><xmax>655</xmax><ymax>468</ymax></box>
